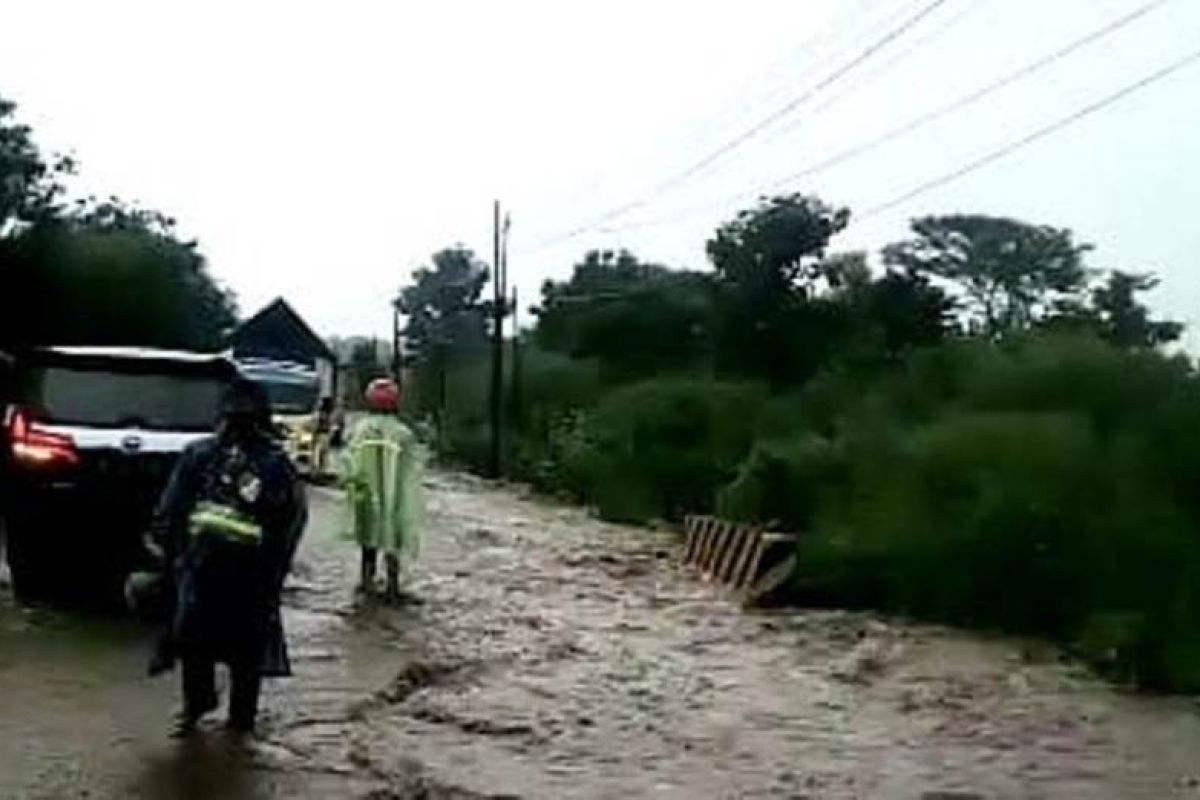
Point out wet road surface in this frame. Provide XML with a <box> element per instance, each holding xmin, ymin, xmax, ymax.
<box><xmin>6</xmin><ymin>472</ymin><xmax>1200</xmax><ymax>798</ymax></box>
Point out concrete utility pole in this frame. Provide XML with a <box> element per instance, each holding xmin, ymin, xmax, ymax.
<box><xmin>488</xmin><ymin>200</ymin><xmax>505</xmax><ymax>478</ymax></box>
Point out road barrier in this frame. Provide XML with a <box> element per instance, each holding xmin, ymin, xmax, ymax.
<box><xmin>681</xmin><ymin>515</ymin><xmax>797</xmax><ymax>607</ymax></box>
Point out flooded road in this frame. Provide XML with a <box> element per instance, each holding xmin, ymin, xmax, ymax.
<box><xmin>6</xmin><ymin>473</ymin><xmax>1200</xmax><ymax>798</ymax></box>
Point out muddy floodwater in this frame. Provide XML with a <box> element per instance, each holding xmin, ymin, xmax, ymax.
<box><xmin>6</xmin><ymin>473</ymin><xmax>1200</xmax><ymax>799</ymax></box>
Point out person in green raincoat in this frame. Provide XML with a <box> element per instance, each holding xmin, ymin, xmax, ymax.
<box><xmin>341</xmin><ymin>377</ymin><xmax>424</xmax><ymax>600</ymax></box>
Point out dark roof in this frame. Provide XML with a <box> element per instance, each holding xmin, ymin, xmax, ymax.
<box><xmin>228</xmin><ymin>298</ymin><xmax>334</xmax><ymax>365</ymax></box>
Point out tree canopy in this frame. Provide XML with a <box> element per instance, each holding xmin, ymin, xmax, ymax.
<box><xmin>535</xmin><ymin>250</ymin><xmax>713</xmax><ymax>378</ymax></box>
<box><xmin>882</xmin><ymin>214</ymin><xmax>1090</xmax><ymax>338</ymax></box>
<box><xmin>396</xmin><ymin>245</ymin><xmax>490</xmax><ymax>359</ymax></box>
<box><xmin>0</xmin><ymin>94</ymin><xmax>236</xmax><ymax>351</ymax></box>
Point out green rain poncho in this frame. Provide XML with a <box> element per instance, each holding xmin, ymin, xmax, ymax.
<box><xmin>340</xmin><ymin>414</ymin><xmax>425</xmax><ymax>571</ymax></box>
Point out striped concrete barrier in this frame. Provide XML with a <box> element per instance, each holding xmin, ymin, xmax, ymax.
<box><xmin>681</xmin><ymin>515</ymin><xmax>797</xmax><ymax>607</ymax></box>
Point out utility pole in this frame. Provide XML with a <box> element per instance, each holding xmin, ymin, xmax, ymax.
<box><xmin>510</xmin><ymin>286</ymin><xmax>522</xmax><ymax>429</ymax></box>
<box><xmin>391</xmin><ymin>299</ymin><xmax>402</xmax><ymax>384</ymax></box>
<box><xmin>488</xmin><ymin>200</ymin><xmax>505</xmax><ymax>478</ymax></box>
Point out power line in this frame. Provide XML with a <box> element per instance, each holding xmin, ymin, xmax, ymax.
<box><xmin>857</xmin><ymin>44</ymin><xmax>1200</xmax><ymax>222</ymax></box>
<box><xmin>637</xmin><ymin>0</ymin><xmax>949</xmax><ymax>200</ymax></box>
<box><xmin>665</xmin><ymin>0</ymin><xmax>914</xmax><ymax>156</ymax></box>
<box><xmin>522</xmin><ymin>0</ymin><xmax>950</xmax><ymax>252</ymax></box>
<box><xmin>769</xmin><ymin>0</ymin><xmax>985</xmax><ymax>144</ymax></box>
<box><xmin>768</xmin><ymin>0</ymin><xmax>1169</xmax><ymax>192</ymax></box>
<box><xmin>524</xmin><ymin>2</ymin><xmax>898</xmax><ymax>245</ymax></box>
<box><xmin>599</xmin><ymin>0</ymin><xmax>1170</xmax><ymax>235</ymax></box>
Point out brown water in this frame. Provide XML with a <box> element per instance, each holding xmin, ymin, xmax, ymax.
<box><xmin>5</xmin><ymin>473</ymin><xmax>1200</xmax><ymax>798</ymax></box>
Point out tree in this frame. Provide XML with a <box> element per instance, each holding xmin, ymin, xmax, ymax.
<box><xmin>534</xmin><ymin>249</ymin><xmax>714</xmax><ymax>379</ymax></box>
<box><xmin>1</xmin><ymin>201</ymin><xmax>237</xmax><ymax>349</ymax></box>
<box><xmin>850</xmin><ymin>269</ymin><xmax>958</xmax><ymax>360</ymax></box>
<box><xmin>396</xmin><ymin>246</ymin><xmax>491</xmax><ymax>420</ymax></box>
<box><xmin>706</xmin><ymin>193</ymin><xmax>850</xmax><ymax>385</ymax></box>
<box><xmin>0</xmin><ymin>95</ymin><xmax>70</xmax><ymax>236</ymax></box>
<box><xmin>397</xmin><ymin>246</ymin><xmax>489</xmax><ymax>358</ymax></box>
<box><xmin>707</xmin><ymin>193</ymin><xmax>851</xmax><ymax>299</ymax></box>
<box><xmin>1090</xmin><ymin>271</ymin><xmax>1182</xmax><ymax>349</ymax></box>
<box><xmin>883</xmin><ymin>215</ymin><xmax>1090</xmax><ymax>339</ymax></box>
<box><xmin>817</xmin><ymin>251</ymin><xmax>872</xmax><ymax>294</ymax></box>
<box><xmin>798</xmin><ymin>251</ymin><xmax>957</xmax><ymax>368</ymax></box>
<box><xmin>1045</xmin><ymin>270</ymin><xmax>1183</xmax><ymax>349</ymax></box>
<box><xmin>1</xmin><ymin>97</ymin><xmax>236</xmax><ymax>350</ymax></box>
<box><xmin>348</xmin><ymin>339</ymin><xmax>387</xmax><ymax>403</ymax></box>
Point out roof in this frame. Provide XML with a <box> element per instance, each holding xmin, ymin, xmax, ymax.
<box><xmin>228</xmin><ymin>298</ymin><xmax>334</xmax><ymax>365</ymax></box>
<box><xmin>27</xmin><ymin>346</ymin><xmax>236</xmax><ymax>378</ymax></box>
<box><xmin>40</xmin><ymin>346</ymin><xmax>230</xmax><ymax>364</ymax></box>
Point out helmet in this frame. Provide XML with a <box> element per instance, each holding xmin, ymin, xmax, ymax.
<box><xmin>365</xmin><ymin>378</ymin><xmax>400</xmax><ymax>412</ymax></box>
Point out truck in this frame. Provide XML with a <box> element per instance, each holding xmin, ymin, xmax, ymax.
<box><xmin>235</xmin><ymin>356</ymin><xmax>341</xmax><ymax>477</ymax></box>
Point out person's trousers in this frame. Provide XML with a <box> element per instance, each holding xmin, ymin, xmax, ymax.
<box><xmin>182</xmin><ymin>655</ymin><xmax>262</xmax><ymax>729</ymax></box>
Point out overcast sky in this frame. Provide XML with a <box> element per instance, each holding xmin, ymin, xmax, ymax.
<box><xmin>2</xmin><ymin>0</ymin><xmax>1198</xmax><ymax>346</ymax></box>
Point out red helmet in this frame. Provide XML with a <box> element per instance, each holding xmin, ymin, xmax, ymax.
<box><xmin>365</xmin><ymin>378</ymin><xmax>400</xmax><ymax>412</ymax></box>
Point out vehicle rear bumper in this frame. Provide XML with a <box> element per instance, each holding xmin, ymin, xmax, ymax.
<box><xmin>4</xmin><ymin>477</ymin><xmax>163</xmax><ymax>580</ymax></box>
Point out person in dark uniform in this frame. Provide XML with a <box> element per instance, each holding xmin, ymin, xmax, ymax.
<box><xmin>151</xmin><ymin>377</ymin><xmax>307</xmax><ymax>737</ymax></box>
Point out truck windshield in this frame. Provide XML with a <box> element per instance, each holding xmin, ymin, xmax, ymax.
<box><xmin>260</xmin><ymin>379</ymin><xmax>319</xmax><ymax>415</ymax></box>
<box><xmin>31</xmin><ymin>367</ymin><xmax>226</xmax><ymax>432</ymax></box>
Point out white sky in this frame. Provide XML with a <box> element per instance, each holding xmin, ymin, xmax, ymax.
<box><xmin>2</xmin><ymin>0</ymin><xmax>1198</xmax><ymax>346</ymax></box>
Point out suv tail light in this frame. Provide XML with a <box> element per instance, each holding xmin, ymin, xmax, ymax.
<box><xmin>6</xmin><ymin>408</ymin><xmax>80</xmax><ymax>468</ymax></box>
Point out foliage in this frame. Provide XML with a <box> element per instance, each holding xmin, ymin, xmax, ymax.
<box><xmin>535</xmin><ymin>250</ymin><xmax>713</xmax><ymax>379</ymax></box>
<box><xmin>883</xmin><ymin>215</ymin><xmax>1090</xmax><ymax>338</ymax></box>
<box><xmin>397</xmin><ymin>245</ymin><xmax>489</xmax><ymax>357</ymax></box>
<box><xmin>707</xmin><ymin>193</ymin><xmax>850</xmax><ymax>295</ymax></box>
<box><xmin>396</xmin><ymin>245</ymin><xmax>493</xmax><ymax>437</ymax></box>
<box><xmin>331</xmin><ymin>337</ymin><xmax>391</xmax><ymax>406</ymax></box>
<box><xmin>707</xmin><ymin>194</ymin><xmax>851</xmax><ymax>385</ymax></box>
<box><xmin>1</xmin><ymin>202</ymin><xmax>236</xmax><ymax>350</ymax></box>
<box><xmin>0</xmin><ymin>96</ymin><xmax>71</xmax><ymax>234</ymax></box>
<box><xmin>1078</xmin><ymin>271</ymin><xmax>1182</xmax><ymax>349</ymax></box>
<box><xmin>717</xmin><ymin>433</ymin><xmax>846</xmax><ymax>531</ymax></box>
<box><xmin>0</xmin><ymin>96</ymin><xmax>236</xmax><ymax>350</ymax></box>
<box><xmin>721</xmin><ymin>335</ymin><xmax>1200</xmax><ymax>690</ymax></box>
<box><xmin>561</xmin><ymin>378</ymin><xmax>768</xmax><ymax>522</ymax></box>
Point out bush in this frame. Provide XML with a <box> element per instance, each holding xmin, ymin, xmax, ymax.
<box><xmin>758</xmin><ymin>335</ymin><xmax>1200</xmax><ymax>691</ymax></box>
<box><xmin>565</xmin><ymin>378</ymin><xmax>768</xmax><ymax>523</ymax></box>
<box><xmin>717</xmin><ymin>433</ymin><xmax>846</xmax><ymax>531</ymax></box>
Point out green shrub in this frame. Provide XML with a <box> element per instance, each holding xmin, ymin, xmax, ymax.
<box><xmin>568</xmin><ymin>378</ymin><xmax>768</xmax><ymax>523</ymax></box>
<box><xmin>717</xmin><ymin>433</ymin><xmax>846</xmax><ymax>530</ymax></box>
<box><xmin>766</xmin><ymin>335</ymin><xmax>1200</xmax><ymax>691</ymax></box>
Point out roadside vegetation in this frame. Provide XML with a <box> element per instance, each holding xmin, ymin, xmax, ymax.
<box><xmin>0</xmin><ymin>95</ymin><xmax>236</xmax><ymax>350</ymax></box>
<box><xmin>398</xmin><ymin>191</ymin><xmax>1200</xmax><ymax>691</ymax></box>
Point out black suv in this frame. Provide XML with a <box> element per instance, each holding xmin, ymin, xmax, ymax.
<box><xmin>1</xmin><ymin>347</ymin><xmax>235</xmax><ymax>602</ymax></box>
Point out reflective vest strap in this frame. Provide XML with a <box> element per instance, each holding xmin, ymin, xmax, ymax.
<box><xmin>352</xmin><ymin>438</ymin><xmax>404</xmax><ymax>456</ymax></box>
<box><xmin>190</xmin><ymin>501</ymin><xmax>263</xmax><ymax>542</ymax></box>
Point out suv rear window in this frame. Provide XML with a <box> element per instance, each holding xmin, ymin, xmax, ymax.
<box><xmin>28</xmin><ymin>367</ymin><xmax>225</xmax><ymax>432</ymax></box>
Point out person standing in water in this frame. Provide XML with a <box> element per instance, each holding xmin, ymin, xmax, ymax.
<box><xmin>152</xmin><ymin>378</ymin><xmax>307</xmax><ymax>737</ymax></box>
<box><xmin>341</xmin><ymin>378</ymin><xmax>425</xmax><ymax>601</ymax></box>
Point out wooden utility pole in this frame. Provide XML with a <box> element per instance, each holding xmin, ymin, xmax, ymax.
<box><xmin>510</xmin><ymin>286</ymin><xmax>522</xmax><ymax>427</ymax></box>
<box><xmin>488</xmin><ymin>200</ymin><xmax>505</xmax><ymax>478</ymax></box>
<box><xmin>391</xmin><ymin>300</ymin><xmax>402</xmax><ymax>384</ymax></box>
